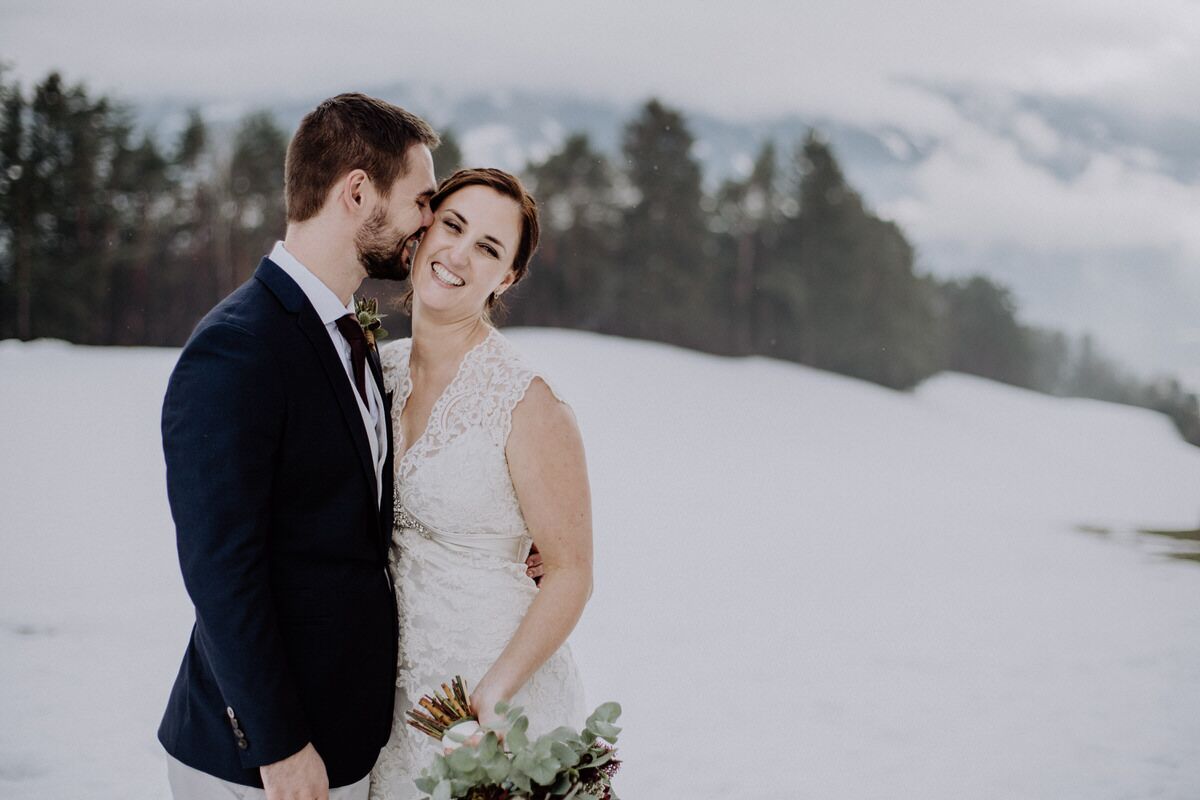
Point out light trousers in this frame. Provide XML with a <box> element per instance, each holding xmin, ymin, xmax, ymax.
<box><xmin>167</xmin><ymin>754</ymin><xmax>370</xmax><ymax>800</ymax></box>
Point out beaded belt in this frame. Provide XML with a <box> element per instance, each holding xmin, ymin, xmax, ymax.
<box><xmin>394</xmin><ymin>504</ymin><xmax>531</xmax><ymax>562</ymax></box>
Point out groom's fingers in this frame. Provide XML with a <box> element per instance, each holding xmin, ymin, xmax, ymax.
<box><xmin>525</xmin><ymin>548</ymin><xmax>544</xmax><ymax>584</ymax></box>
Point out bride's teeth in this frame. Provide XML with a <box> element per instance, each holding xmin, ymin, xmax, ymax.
<box><xmin>432</xmin><ymin>263</ymin><xmax>464</xmax><ymax>286</ymax></box>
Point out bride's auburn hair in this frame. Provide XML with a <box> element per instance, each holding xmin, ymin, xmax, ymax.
<box><xmin>403</xmin><ymin>168</ymin><xmax>540</xmax><ymax>317</ymax></box>
<box><xmin>285</xmin><ymin>93</ymin><xmax>439</xmax><ymax>223</ymax></box>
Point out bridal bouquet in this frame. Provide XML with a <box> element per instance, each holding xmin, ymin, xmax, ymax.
<box><xmin>406</xmin><ymin>677</ymin><xmax>622</xmax><ymax>800</ymax></box>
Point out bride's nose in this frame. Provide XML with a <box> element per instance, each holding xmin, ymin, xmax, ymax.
<box><xmin>447</xmin><ymin>240</ymin><xmax>471</xmax><ymax>268</ymax></box>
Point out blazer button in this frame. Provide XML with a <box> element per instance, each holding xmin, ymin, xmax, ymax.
<box><xmin>237</xmin><ymin>739</ymin><xmax>249</xmax><ymax>750</ymax></box>
<box><xmin>226</xmin><ymin>707</ymin><xmax>236</xmax><ymax>719</ymax></box>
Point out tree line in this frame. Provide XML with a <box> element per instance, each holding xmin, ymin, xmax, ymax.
<box><xmin>1</xmin><ymin>69</ymin><xmax>1197</xmax><ymax>446</ymax></box>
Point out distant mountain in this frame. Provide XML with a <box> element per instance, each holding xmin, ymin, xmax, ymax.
<box><xmin>134</xmin><ymin>79</ymin><xmax>1199</xmax><ymax>213</ymax></box>
<box><xmin>133</xmin><ymin>82</ymin><xmax>937</xmax><ymax>202</ymax></box>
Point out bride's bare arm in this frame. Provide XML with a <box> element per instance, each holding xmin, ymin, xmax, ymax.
<box><xmin>471</xmin><ymin>377</ymin><xmax>593</xmax><ymax>726</ymax></box>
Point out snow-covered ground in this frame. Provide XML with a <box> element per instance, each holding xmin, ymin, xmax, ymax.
<box><xmin>2</xmin><ymin>330</ymin><xmax>1199</xmax><ymax>799</ymax></box>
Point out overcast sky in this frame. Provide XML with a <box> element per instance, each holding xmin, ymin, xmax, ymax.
<box><xmin>6</xmin><ymin>0</ymin><xmax>1199</xmax><ymax>124</ymax></box>
<box><xmin>4</xmin><ymin>0</ymin><xmax>1200</xmax><ymax>383</ymax></box>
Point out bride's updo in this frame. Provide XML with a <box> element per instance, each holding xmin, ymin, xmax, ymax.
<box><xmin>402</xmin><ymin>167</ymin><xmax>540</xmax><ymax>316</ymax></box>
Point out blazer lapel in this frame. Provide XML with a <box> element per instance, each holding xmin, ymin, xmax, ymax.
<box><xmin>255</xmin><ymin>258</ymin><xmax>378</xmax><ymax>507</ymax></box>
<box><xmin>367</xmin><ymin>346</ymin><xmax>395</xmax><ymax>556</ymax></box>
<box><xmin>297</xmin><ymin>306</ymin><xmax>379</xmax><ymax>503</ymax></box>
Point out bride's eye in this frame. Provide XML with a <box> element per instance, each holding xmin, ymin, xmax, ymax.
<box><xmin>479</xmin><ymin>243</ymin><xmax>498</xmax><ymax>258</ymax></box>
<box><xmin>444</xmin><ymin>219</ymin><xmax>462</xmax><ymax>233</ymax></box>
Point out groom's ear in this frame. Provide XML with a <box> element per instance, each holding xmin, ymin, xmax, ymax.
<box><xmin>340</xmin><ymin>169</ymin><xmax>371</xmax><ymax>214</ymax></box>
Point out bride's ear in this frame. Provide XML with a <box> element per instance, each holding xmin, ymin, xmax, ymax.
<box><xmin>495</xmin><ymin>269</ymin><xmax>517</xmax><ymax>297</ymax></box>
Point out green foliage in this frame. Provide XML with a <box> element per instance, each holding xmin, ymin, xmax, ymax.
<box><xmin>510</xmin><ymin>133</ymin><xmax>620</xmax><ymax>330</ymax></box>
<box><xmin>435</xmin><ymin>128</ymin><xmax>464</xmax><ymax>179</ymax></box>
<box><xmin>939</xmin><ymin>275</ymin><xmax>1031</xmax><ymax>386</ymax></box>
<box><xmin>0</xmin><ymin>70</ymin><xmax>286</xmax><ymax>345</ymax></box>
<box><xmin>615</xmin><ymin>99</ymin><xmax>714</xmax><ymax>348</ymax></box>
<box><xmin>413</xmin><ymin>701</ymin><xmax>622</xmax><ymax>800</ymax></box>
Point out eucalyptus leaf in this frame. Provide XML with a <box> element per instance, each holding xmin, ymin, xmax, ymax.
<box><xmin>528</xmin><ymin>759</ymin><xmax>558</xmax><ymax>786</ymax></box>
<box><xmin>447</xmin><ymin>746</ymin><xmax>478</xmax><ymax>773</ymax></box>
<box><xmin>550</xmin><ymin>771</ymin><xmax>574</xmax><ymax>794</ymax></box>
<box><xmin>587</xmin><ymin>719</ymin><xmax>620</xmax><ymax>743</ymax></box>
<box><xmin>478</xmin><ymin>733</ymin><xmax>500</xmax><ymax>759</ymax></box>
<box><xmin>448</xmin><ymin>778</ymin><xmax>475</xmax><ymax>795</ymax></box>
<box><xmin>592</xmin><ymin>702</ymin><xmax>621</xmax><ymax>721</ymax></box>
<box><xmin>508</xmin><ymin>768</ymin><xmax>532</xmax><ymax>793</ymax></box>
<box><xmin>550</xmin><ymin>740</ymin><xmax>580</xmax><ymax>768</ymax></box>
<box><xmin>507</xmin><ymin>715</ymin><xmax>530</xmax><ymax>751</ymax></box>
<box><xmin>483</xmin><ymin>753</ymin><xmax>509</xmax><ymax>783</ymax></box>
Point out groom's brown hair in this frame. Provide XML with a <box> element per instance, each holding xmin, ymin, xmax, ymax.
<box><xmin>285</xmin><ymin>93</ymin><xmax>440</xmax><ymax>223</ymax></box>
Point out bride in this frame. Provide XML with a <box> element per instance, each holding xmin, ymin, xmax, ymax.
<box><xmin>369</xmin><ymin>168</ymin><xmax>592</xmax><ymax>799</ymax></box>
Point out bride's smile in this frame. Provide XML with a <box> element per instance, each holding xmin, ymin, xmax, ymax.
<box><xmin>431</xmin><ymin>261</ymin><xmax>465</xmax><ymax>287</ymax></box>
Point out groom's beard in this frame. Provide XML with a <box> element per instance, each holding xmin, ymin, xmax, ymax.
<box><xmin>356</xmin><ymin>208</ymin><xmax>417</xmax><ymax>281</ymax></box>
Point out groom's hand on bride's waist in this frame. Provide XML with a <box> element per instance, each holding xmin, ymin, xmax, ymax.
<box><xmin>526</xmin><ymin>544</ymin><xmax>544</xmax><ymax>585</ymax></box>
<box><xmin>260</xmin><ymin>742</ymin><xmax>329</xmax><ymax>800</ymax></box>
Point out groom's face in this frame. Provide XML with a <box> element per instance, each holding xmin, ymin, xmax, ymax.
<box><xmin>356</xmin><ymin>144</ymin><xmax>437</xmax><ymax>281</ymax></box>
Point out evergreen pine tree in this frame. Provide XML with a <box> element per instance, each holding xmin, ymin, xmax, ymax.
<box><xmin>618</xmin><ymin>99</ymin><xmax>713</xmax><ymax>348</ymax></box>
<box><xmin>517</xmin><ymin>133</ymin><xmax>620</xmax><ymax>330</ymax></box>
<box><xmin>435</xmin><ymin>127</ymin><xmax>464</xmax><ymax>179</ymax></box>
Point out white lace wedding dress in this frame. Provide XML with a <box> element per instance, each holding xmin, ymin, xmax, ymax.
<box><xmin>368</xmin><ymin>328</ymin><xmax>587</xmax><ymax>800</ymax></box>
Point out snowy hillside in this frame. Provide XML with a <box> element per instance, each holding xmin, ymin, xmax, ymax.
<box><xmin>2</xmin><ymin>331</ymin><xmax>1199</xmax><ymax>799</ymax></box>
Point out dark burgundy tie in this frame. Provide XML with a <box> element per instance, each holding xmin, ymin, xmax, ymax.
<box><xmin>335</xmin><ymin>314</ymin><xmax>369</xmax><ymax>405</ymax></box>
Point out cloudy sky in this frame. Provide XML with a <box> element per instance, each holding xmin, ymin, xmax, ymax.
<box><xmin>4</xmin><ymin>0</ymin><xmax>1199</xmax><ymax>383</ymax></box>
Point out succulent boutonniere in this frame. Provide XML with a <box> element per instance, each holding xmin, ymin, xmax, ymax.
<box><xmin>354</xmin><ymin>296</ymin><xmax>388</xmax><ymax>348</ymax></box>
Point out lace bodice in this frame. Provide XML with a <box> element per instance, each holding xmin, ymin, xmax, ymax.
<box><xmin>378</xmin><ymin>328</ymin><xmax>566</xmax><ymax>554</ymax></box>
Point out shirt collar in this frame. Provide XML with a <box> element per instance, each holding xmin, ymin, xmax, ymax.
<box><xmin>269</xmin><ymin>241</ymin><xmax>354</xmax><ymax>325</ymax></box>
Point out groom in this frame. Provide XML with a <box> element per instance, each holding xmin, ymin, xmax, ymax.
<box><xmin>159</xmin><ymin>94</ymin><xmax>438</xmax><ymax>799</ymax></box>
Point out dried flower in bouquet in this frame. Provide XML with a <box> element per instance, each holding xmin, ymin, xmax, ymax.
<box><xmin>406</xmin><ymin>676</ymin><xmax>477</xmax><ymax>743</ymax></box>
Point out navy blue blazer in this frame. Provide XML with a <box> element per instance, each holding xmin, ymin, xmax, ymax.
<box><xmin>158</xmin><ymin>258</ymin><xmax>397</xmax><ymax>788</ymax></box>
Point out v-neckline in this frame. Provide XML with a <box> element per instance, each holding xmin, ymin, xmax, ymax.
<box><xmin>395</xmin><ymin>327</ymin><xmax>496</xmax><ymax>467</ymax></box>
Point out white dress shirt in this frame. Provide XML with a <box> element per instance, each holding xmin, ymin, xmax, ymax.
<box><xmin>269</xmin><ymin>241</ymin><xmax>387</xmax><ymax>504</ymax></box>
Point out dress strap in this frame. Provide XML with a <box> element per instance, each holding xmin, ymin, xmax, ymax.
<box><xmin>481</xmin><ymin>336</ymin><xmax>571</xmax><ymax>448</ymax></box>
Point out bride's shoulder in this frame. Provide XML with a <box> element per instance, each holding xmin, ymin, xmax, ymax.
<box><xmin>486</xmin><ymin>329</ymin><xmax>571</xmax><ymax>410</ymax></box>
<box><xmin>378</xmin><ymin>336</ymin><xmax>412</xmax><ymax>361</ymax></box>
<box><xmin>377</xmin><ymin>336</ymin><xmax>413</xmax><ymax>384</ymax></box>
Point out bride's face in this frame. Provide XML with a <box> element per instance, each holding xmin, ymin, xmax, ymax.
<box><xmin>411</xmin><ymin>185</ymin><xmax>520</xmax><ymax>319</ymax></box>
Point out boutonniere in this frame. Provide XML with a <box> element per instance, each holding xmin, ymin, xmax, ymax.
<box><xmin>354</xmin><ymin>296</ymin><xmax>389</xmax><ymax>348</ymax></box>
